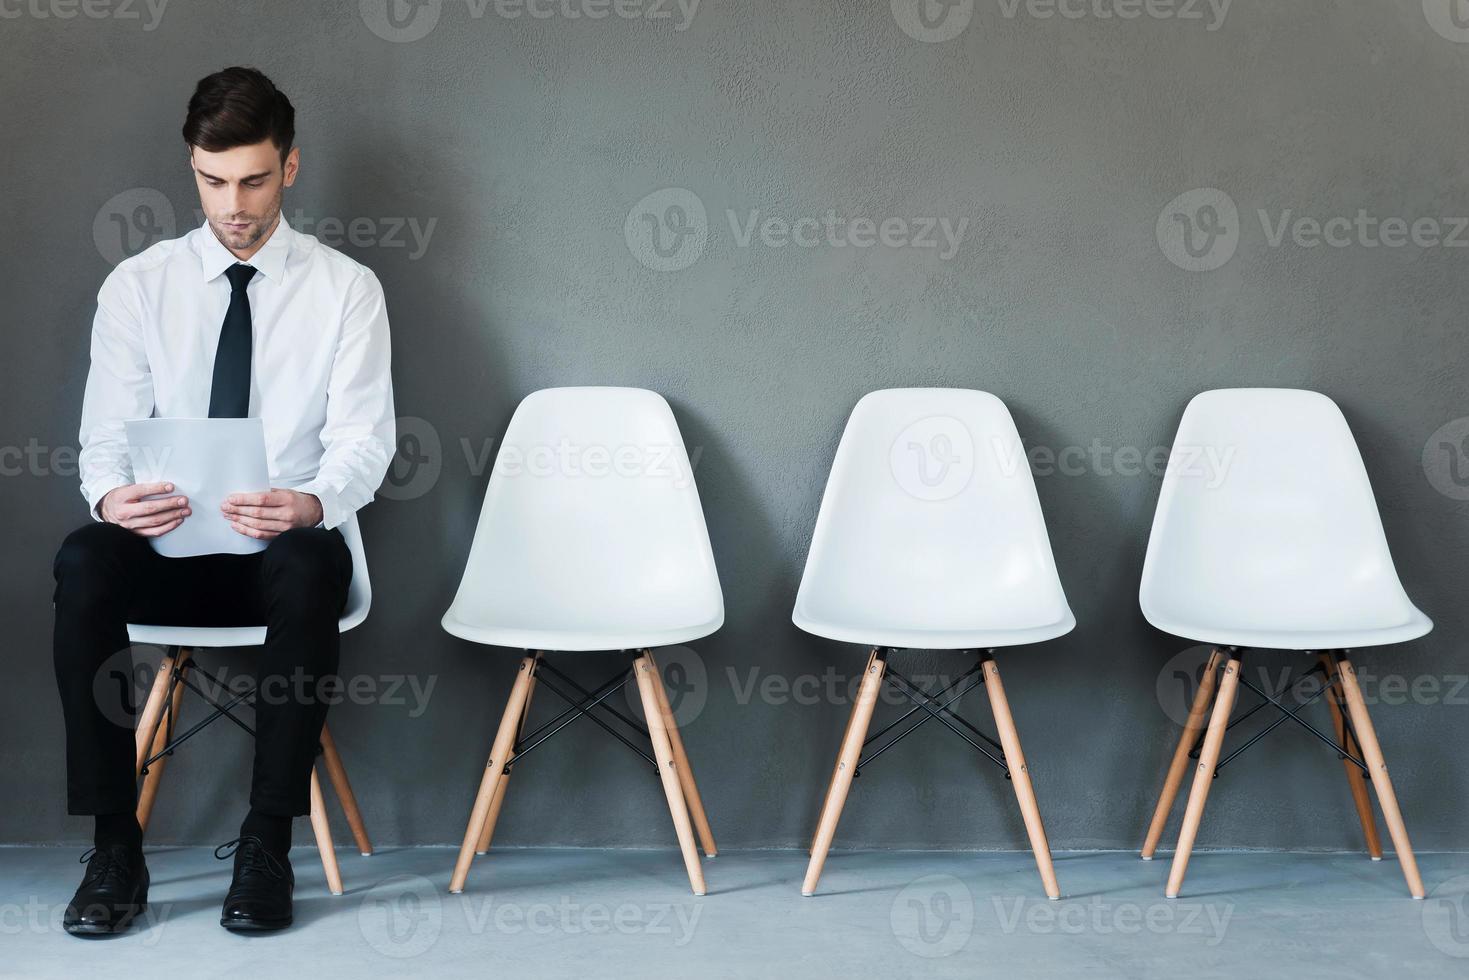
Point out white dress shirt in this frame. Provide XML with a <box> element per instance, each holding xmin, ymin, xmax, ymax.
<box><xmin>79</xmin><ymin>216</ymin><xmax>395</xmax><ymax>531</ymax></box>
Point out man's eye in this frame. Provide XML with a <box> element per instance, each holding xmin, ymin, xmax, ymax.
<box><xmin>244</xmin><ymin>181</ymin><xmax>263</xmax><ymax>189</ymax></box>
<box><xmin>206</xmin><ymin>180</ymin><xmax>224</xmax><ymax>187</ymax></box>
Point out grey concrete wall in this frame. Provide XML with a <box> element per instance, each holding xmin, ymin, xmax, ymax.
<box><xmin>2</xmin><ymin>0</ymin><xmax>1466</xmax><ymax>852</ymax></box>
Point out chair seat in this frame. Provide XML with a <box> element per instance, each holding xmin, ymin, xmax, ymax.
<box><xmin>126</xmin><ymin>605</ymin><xmax>369</xmax><ymax>649</ymax></box>
<box><xmin>790</xmin><ymin>610</ymin><xmax>1075</xmax><ymax>651</ymax></box>
<box><xmin>127</xmin><ymin>623</ymin><xmax>274</xmax><ymax>648</ymax></box>
<box><xmin>1138</xmin><ymin>609</ymin><xmax>1432</xmax><ymax>652</ymax></box>
<box><xmin>440</xmin><ymin>612</ymin><xmax>722</xmax><ymax>653</ymax></box>
<box><xmin>126</xmin><ymin>514</ymin><xmax>372</xmax><ymax>648</ymax></box>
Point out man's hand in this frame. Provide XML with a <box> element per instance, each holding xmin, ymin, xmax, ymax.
<box><xmin>221</xmin><ymin>489</ymin><xmax>324</xmax><ymax>540</ymax></box>
<box><xmin>99</xmin><ymin>482</ymin><xmax>190</xmax><ymax>536</ymax></box>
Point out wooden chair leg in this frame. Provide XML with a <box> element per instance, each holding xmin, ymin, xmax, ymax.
<box><xmin>450</xmin><ymin>654</ymin><xmax>539</xmax><ymax>894</ymax></box>
<box><xmin>134</xmin><ymin>647</ymin><xmax>186</xmax><ymax>777</ymax></box>
<box><xmin>633</xmin><ymin>653</ymin><xmax>707</xmax><ymax>896</ymax></box>
<box><xmin>1319</xmin><ymin>654</ymin><xmax>1382</xmax><ymax>860</ymax></box>
<box><xmin>136</xmin><ymin>655</ymin><xmax>189</xmax><ymax>831</ymax></box>
<box><xmin>476</xmin><ymin>661</ymin><xmax>538</xmax><ymax>854</ymax></box>
<box><xmin>645</xmin><ymin>649</ymin><xmax>717</xmax><ymax>858</ymax></box>
<box><xmin>309</xmin><ymin>765</ymin><xmax>344</xmax><ymax>895</ymax></box>
<box><xmin>810</xmin><ymin>648</ymin><xmax>877</xmax><ymax>855</ymax></box>
<box><xmin>1332</xmin><ymin>654</ymin><xmax>1424</xmax><ymax>898</ymax></box>
<box><xmin>1165</xmin><ymin>651</ymin><xmax>1241</xmax><ymax>899</ymax></box>
<box><xmin>319</xmin><ymin>723</ymin><xmax>373</xmax><ymax>856</ymax></box>
<box><xmin>1142</xmin><ymin>649</ymin><xmax>1222</xmax><ymax>859</ymax></box>
<box><xmin>981</xmin><ymin>653</ymin><xmax>1061</xmax><ymax>900</ymax></box>
<box><xmin>475</xmin><ymin>762</ymin><xmax>511</xmax><ymax>855</ymax></box>
<box><xmin>802</xmin><ymin>651</ymin><xmax>887</xmax><ymax>897</ymax></box>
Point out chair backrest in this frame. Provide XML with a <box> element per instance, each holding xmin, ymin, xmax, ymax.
<box><xmin>792</xmin><ymin>388</ymin><xmax>1072</xmax><ymax>640</ymax></box>
<box><xmin>1139</xmin><ymin>388</ymin><xmax>1424</xmax><ymax>639</ymax></box>
<box><xmin>336</xmin><ymin>512</ymin><xmax>372</xmax><ymax>633</ymax></box>
<box><xmin>126</xmin><ymin>511</ymin><xmax>371</xmax><ymax>647</ymax></box>
<box><xmin>442</xmin><ymin>387</ymin><xmax>723</xmax><ymax>648</ymax></box>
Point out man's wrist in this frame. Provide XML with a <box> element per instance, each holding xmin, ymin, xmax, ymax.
<box><xmin>293</xmin><ymin>481</ymin><xmax>339</xmax><ymax>529</ymax></box>
<box><xmin>299</xmin><ymin>491</ymin><xmax>325</xmax><ymax>528</ymax></box>
<box><xmin>96</xmin><ymin>487</ymin><xmax>119</xmax><ymax>524</ymax></box>
<box><xmin>89</xmin><ymin>480</ymin><xmax>130</xmax><ymax>523</ymax></box>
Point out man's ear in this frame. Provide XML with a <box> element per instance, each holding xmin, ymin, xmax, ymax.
<box><xmin>283</xmin><ymin>146</ymin><xmax>300</xmax><ymax>188</ymax></box>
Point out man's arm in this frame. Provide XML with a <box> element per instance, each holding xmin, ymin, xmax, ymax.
<box><xmin>78</xmin><ymin>269</ymin><xmax>155</xmax><ymax>519</ymax></box>
<box><xmin>290</xmin><ymin>266</ymin><xmax>395</xmax><ymax>530</ymax></box>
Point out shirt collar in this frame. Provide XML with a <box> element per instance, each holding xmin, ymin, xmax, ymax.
<box><xmin>198</xmin><ymin>213</ymin><xmax>293</xmax><ymax>285</ymax></box>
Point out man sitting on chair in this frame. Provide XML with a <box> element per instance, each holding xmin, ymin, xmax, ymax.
<box><xmin>53</xmin><ymin>66</ymin><xmax>394</xmax><ymax>935</ymax></box>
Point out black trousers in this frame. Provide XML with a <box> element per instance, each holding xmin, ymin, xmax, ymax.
<box><xmin>52</xmin><ymin>521</ymin><xmax>352</xmax><ymax>818</ymax></box>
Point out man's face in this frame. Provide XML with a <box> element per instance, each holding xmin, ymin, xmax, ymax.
<box><xmin>189</xmin><ymin>140</ymin><xmax>298</xmax><ymax>253</ymax></box>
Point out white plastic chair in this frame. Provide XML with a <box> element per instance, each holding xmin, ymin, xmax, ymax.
<box><xmin>1137</xmin><ymin>388</ymin><xmax>1430</xmax><ymax>900</ymax></box>
<box><xmin>125</xmin><ymin>513</ymin><xmax>374</xmax><ymax>895</ymax></box>
<box><xmin>442</xmin><ymin>387</ymin><xmax>722</xmax><ymax>896</ymax></box>
<box><xmin>793</xmin><ymin>388</ymin><xmax>1071</xmax><ymax>899</ymax></box>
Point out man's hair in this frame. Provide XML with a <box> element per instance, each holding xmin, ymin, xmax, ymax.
<box><xmin>182</xmin><ymin>66</ymin><xmax>295</xmax><ymax>163</ymax></box>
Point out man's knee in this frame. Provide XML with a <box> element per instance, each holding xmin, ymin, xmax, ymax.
<box><xmin>53</xmin><ymin>522</ymin><xmax>135</xmax><ymax>600</ymax></box>
<box><xmin>260</xmin><ymin>527</ymin><xmax>351</xmax><ymax>605</ymax></box>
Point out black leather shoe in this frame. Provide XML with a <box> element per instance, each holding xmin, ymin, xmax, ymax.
<box><xmin>217</xmin><ymin>836</ymin><xmax>294</xmax><ymax>932</ymax></box>
<box><xmin>64</xmin><ymin>844</ymin><xmax>149</xmax><ymax>936</ymax></box>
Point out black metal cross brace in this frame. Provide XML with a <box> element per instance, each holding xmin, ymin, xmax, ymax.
<box><xmin>139</xmin><ymin>652</ymin><xmax>266</xmax><ymax>776</ymax></box>
<box><xmin>854</xmin><ymin>652</ymin><xmax>1012</xmax><ymax>778</ymax></box>
<box><xmin>500</xmin><ymin>656</ymin><xmax>660</xmax><ymax>777</ymax></box>
<box><xmin>141</xmin><ymin>650</ymin><xmax>667</xmax><ymax>783</ymax></box>
<box><xmin>1189</xmin><ymin>651</ymin><xmax>1370</xmax><ymax>777</ymax></box>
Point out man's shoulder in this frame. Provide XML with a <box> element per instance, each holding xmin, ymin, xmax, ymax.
<box><xmin>105</xmin><ymin>226</ymin><xmax>202</xmax><ymax>282</ymax></box>
<box><xmin>97</xmin><ymin>227</ymin><xmax>206</xmax><ymax>306</ymax></box>
<box><xmin>289</xmin><ymin>226</ymin><xmax>381</xmax><ymax>290</ymax></box>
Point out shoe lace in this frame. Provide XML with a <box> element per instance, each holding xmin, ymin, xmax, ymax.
<box><xmin>214</xmin><ymin>836</ymin><xmax>286</xmax><ymax>879</ymax></box>
<box><xmin>78</xmin><ymin>845</ymin><xmax>133</xmax><ymax>887</ymax></box>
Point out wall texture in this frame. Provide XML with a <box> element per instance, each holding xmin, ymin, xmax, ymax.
<box><xmin>2</xmin><ymin>0</ymin><xmax>1466</xmax><ymax>852</ymax></box>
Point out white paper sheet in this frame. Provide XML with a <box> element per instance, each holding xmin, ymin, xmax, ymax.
<box><xmin>124</xmin><ymin>417</ymin><xmax>271</xmax><ymax>558</ymax></box>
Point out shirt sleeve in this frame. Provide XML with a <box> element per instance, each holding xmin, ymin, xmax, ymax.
<box><xmin>294</xmin><ymin>267</ymin><xmax>395</xmax><ymax>530</ymax></box>
<box><xmin>78</xmin><ymin>268</ymin><xmax>155</xmax><ymax>520</ymax></box>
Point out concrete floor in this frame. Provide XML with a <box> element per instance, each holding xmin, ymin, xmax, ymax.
<box><xmin>2</xmin><ymin>846</ymin><xmax>1467</xmax><ymax>978</ymax></box>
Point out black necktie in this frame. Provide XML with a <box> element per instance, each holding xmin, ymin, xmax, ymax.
<box><xmin>208</xmin><ymin>263</ymin><xmax>257</xmax><ymax>418</ymax></box>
